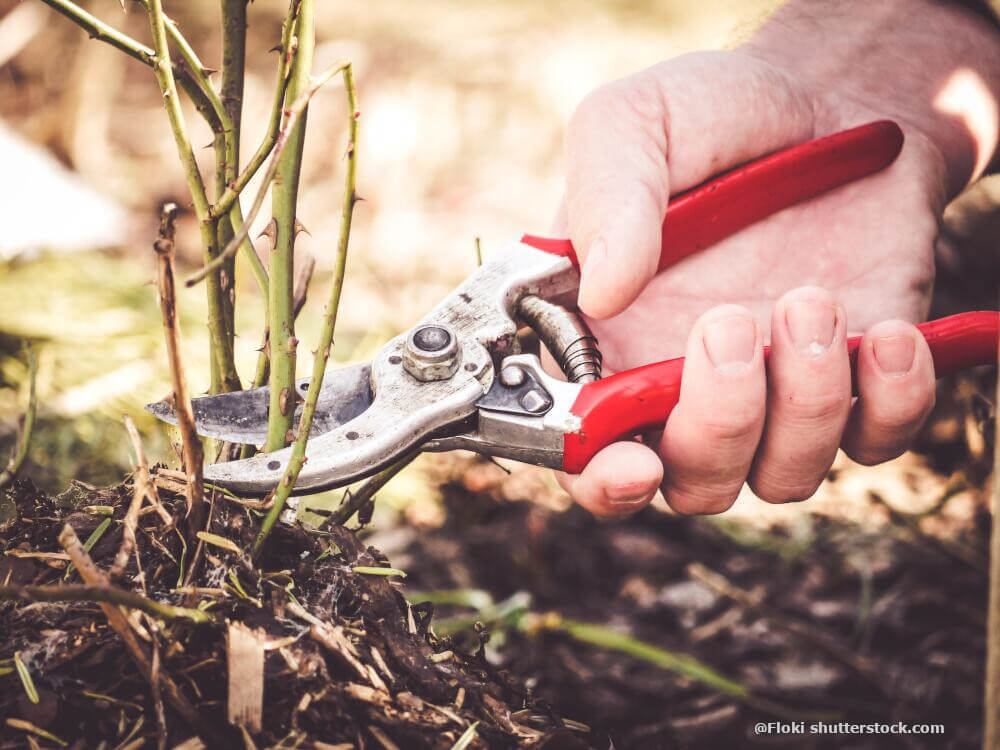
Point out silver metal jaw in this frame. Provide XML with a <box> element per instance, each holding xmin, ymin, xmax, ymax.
<box><xmin>427</xmin><ymin>354</ymin><xmax>583</xmax><ymax>469</ymax></box>
<box><xmin>195</xmin><ymin>239</ymin><xmax>581</xmax><ymax>495</ymax></box>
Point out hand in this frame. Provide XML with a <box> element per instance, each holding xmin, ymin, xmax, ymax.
<box><xmin>551</xmin><ymin>0</ymin><xmax>1000</xmax><ymax>517</ymax></box>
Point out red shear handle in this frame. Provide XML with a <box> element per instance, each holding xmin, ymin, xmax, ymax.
<box><xmin>521</xmin><ymin>120</ymin><xmax>904</xmax><ymax>271</ymax></box>
<box><xmin>562</xmin><ymin>311</ymin><xmax>999</xmax><ymax>474</ymax></box>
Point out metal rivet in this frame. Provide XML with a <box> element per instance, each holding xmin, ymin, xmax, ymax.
<box><xmin>267</xmin><ymin>460</ymin><xmax>280</xmax><ymax>470</ymax></box>
<box><xmin>499</xmin><ymin>365</ymin><xmax>526</xmax><ymax>388</ymax></box>
<box><xmin>412</xmin><ymin>325</ymin><xmax>451</xmax><ymax>352</ymax></box>
<box><xmin>389</xmin><ymin>355</ymin><xmax>402</xmax><ymax>365</ymax></box>
<box><xmin>299</xmin><ymin>383</ymin><xmax>309</xmax><ymax>391</ymax></box>
<box><xmin>346</xmin><ymin>431</ymin><xmax>359</xmax><ymax>440</ymax></box>
<box><xmin>519</xmin><ymin>389</ymin><xmax>551</xmax><ymax>413</ymax></box>
<box><xmin>464</xmin><ymin>362</ymin><xmax>477</xmax><ymax>372</ymax></box>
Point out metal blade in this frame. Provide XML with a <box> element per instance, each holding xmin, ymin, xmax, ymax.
<box><xmin>145</xmin><ymin>362</ymin><xmax>373</xmax><ymax>445</ymax></box>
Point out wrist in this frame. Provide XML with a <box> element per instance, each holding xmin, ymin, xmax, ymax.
<box><xmin>741</xmin><ymin>0</ymin><xmax>1000</xmax><ymax>199</ymax></box>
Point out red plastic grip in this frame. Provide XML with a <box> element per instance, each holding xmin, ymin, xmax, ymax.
<box><xmin>561</xmin><ymin>311</ymin><xmax>999</xmax><ymax>474</ymax></box>
<box><xmin>521</xmin><ymin>120</ymin><xmax>905</xmax><ymax>270</ymax></box>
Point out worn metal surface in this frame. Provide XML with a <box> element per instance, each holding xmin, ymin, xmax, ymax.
<box><xmin>145</xmin><ymin>362</ymin><xmax>373</xmax><ymax>445</ymax></box>
<box><xmin>190</xmin><ymin>239</ymin><xmax>581</xmax><ymax>494</ymax></box>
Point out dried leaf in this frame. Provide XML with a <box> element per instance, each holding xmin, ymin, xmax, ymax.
<box><xmin>14</xmin><ymin>651</ymin><xmax>38</xmax><ymax>704</ymax></box>
<box><xmin>195</xmin><ymin>532</ymin><xmax>241</xmax><ymax>555</ymax></box>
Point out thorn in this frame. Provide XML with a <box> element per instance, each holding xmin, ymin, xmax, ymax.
<box><xmin>201</xmin><ymin>67</ymin><xmax>218</xmax><ymax>76</ymax></box>
<box><xmin>293</xmin><ymin>219</ymin><xmax>310</xmax><ymax>238</ymax></box>
<box><xmin>285</xmin><ymin>429</ymin><xmax>296</xmax><ymax>445</ymax></box>
<box><xmin>353</xmin><ymin>110</ymin><xmax>360</xmax><ymax>120</ymax></box>
<box><xmin>258</xmin><ymin>218</ymin><xmax>278</xmax><ymax>251</ymax></box>
<box><xmin>269</xmin><ymin>43</ymin><xmax>283</xmax><ymax>53</ymax></box>
<box><xmin>351</xmin><ymin>194</ymin><xmax>365</xmax><ymax>208</ymax></box>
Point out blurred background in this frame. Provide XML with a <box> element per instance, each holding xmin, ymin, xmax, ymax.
<box><xmin>0</xmin><ymin>0</ymin><xmax>995</xmax><ymax>528</ymax></box>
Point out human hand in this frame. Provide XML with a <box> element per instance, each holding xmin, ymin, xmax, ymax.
<box><xmin>551</xmin><ymin>0</ymin><xmax>1000</xmax><ymax>516</ymax></box>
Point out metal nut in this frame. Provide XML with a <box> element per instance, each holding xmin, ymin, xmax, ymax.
<box><xmin>402</xmin><ymin>324</ymin><xmax>461</xmax><ymax>381</ymax></box>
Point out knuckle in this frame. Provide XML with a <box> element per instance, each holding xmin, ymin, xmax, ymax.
<box><xmin>845</xmin><ymin>444</ymin><xmax>905</xmax><ymax>467</ymax></box>
<box><xmin>774</xmin><ymin>387</ymin><xmax>850</xmax><ymax>427</ymax></box>
<box><xmin>695</xmin><ymin>404</ymin><xmax>764</xmax><ymax>446</ymax></box>
<box><xmin>749</xmin><ymin>465</ymin><xmax>825</xmax><ymax>505</ymax></box>
<box><xmin>663</xmin><ymin>481</ymin><xmax>740</xmax><ymax>516</ymax></box>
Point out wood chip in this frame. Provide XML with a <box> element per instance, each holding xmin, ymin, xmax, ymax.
<box><xmin>226</xmin><ymin>622</ymin><xmax>266</xmax><ymax>734</ymax></box>
<box><xmin>310</xmin><ymin>623</ymin><xmax>389</xmax><ymax>693</ymax></box>
<box><xmin>368</xmin><ymin>725</ymin><xmax>401</xmax><ymax>750</ymax></box>
<box><xmin>170</xmin><ymin>739</ymin><xmax>206</xmax><ymax>750</ymax></box>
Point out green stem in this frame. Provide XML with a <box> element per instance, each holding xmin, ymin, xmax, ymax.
<box><xmin>0</xmin><ymin>348</ymin><xmax>37</xmax><ymax>490</ymax></box>
<box><xmin>145</xmin><ymin>0</ymin><xmax>239</xmax><ymax>394</ymax></box>
<box><xmin>266</xmin><ymin>0</ymin><xmax>315</xmax><ymax>452</ymax></box>
<box><xmin>253</xmin><ymin>62</ymin><xmax>358</xmax><ymax>559</ymax></box>
<box><xmin>210</xmin><ymin>0</ymin><xmax>302</xmax><ymax>220</ymax></box>
<box><xmin>214</xmin><ymin>0</ymin><xmax>249</xmax><ymax>387</ymax></box>
<box><xmin>0</xmin><ymin>585</ymin><xmax>214</xmax><ymax>624</ymax></box>
<box><xmin>186</xmin><ymin>62</ymin><xmax>345</xmax><ymax>289</ymax></box>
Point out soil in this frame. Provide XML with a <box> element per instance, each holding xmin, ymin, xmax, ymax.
<box><xmin>0</xmin><ymin>358</ymin><xmax>995</xmax><ymax>750</ymax></box>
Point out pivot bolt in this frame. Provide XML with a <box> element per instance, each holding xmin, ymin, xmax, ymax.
<box><xmin>403</xmin><ymin>324</ymin><xmax>461</xmax><ymax>382</ymax></box>
<box><xmin>499</xmin><ymin>365</ymin><xmax>527</xmax><ymax>388</ymax></box>
<box><xmin>519</xmin><ymin>389</ymin><xmax>552</xmax><ymax>414</ymax></box>
<box><xmin>412</xmin><ymin>325</ymin><xmax>451</xmax><ymax>352</ymax></box>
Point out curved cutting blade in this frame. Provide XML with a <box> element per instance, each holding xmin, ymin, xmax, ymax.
<box><xmin>145</xmin><ymin>362</ymin><xmax>373</xmax><ymax>445</ymax></box>
<box><xmin>201</xmin><ymin>331</ymin><xmax>492</xmax><ymax>495</ymax></box>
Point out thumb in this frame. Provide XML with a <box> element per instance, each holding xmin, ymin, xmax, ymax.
<box><xmin>565</xmin><ymin>73</ymin><xmax>669</xmax><ymax>319</ymax></box>
<box><xmin>563</xmin><ymin>51</ymin><xmax>818</xmax><ymax>320</ymax></box>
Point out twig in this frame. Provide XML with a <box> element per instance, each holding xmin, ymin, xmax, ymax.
<box><xmin>153</xmin><ymin>204</ymin><xmax>205</xmax><ymax>533</ymax></box>
<box><xmin>252</xmin><ymin>63</ymin><xmax>359</xmax><ymax>558</ymax></box>
<box><xmin>0</xmin><ymin>347</ymin><xmax>37</xmax><ymax>489</ymax></box>
<box><xmin>185</xmin><ymin>62</ymin><xmax>348</xmax><ymax>289</ymax></box>
<box><xmin>145</xmin><ymin>0</ymin><xmax>239</xmax><ymax>393</ymax></box>
<box><xmin>111</xmin><ymin>418</ymin><xmax>152</xmax><ymax>579</ymax></box>
<box><xmin>325</xmin><ymin>453</ymin><xmax>416</xmax><ymax>528</ymax></box>
<box><xmin>58</xmin><ymin>525</ymin><xmax>223</xmax><ymax>743</ymax></box>
<box><xmin>36</xmin><ymin>0</ymin><xmax>220</xmax><ymax>130</ymax></box>
<box><xmin>210</xmin><ymin>0</ymin><xmax>303</xmax><ymax>220</ymax></box>
<box><xmin>687</xmin><ymin>562</ymin><xmax>878</xmax><ymax>682</ymax></box>
<box><xmin>985</xmin><ymin>333</ymin><xmax>1000</xmax><ymax>747</ymax></box>
<box><xmin>0</xmin><ymin>584</ymin><xmax>214</xmax><ymax>624</ymax></box>
<box><xmin>128</xmin><ymin>420</ymin><xmax>173</xmax><ymax>526</ymax></box>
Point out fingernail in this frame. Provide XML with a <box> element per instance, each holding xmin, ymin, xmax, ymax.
<box><xmin>785</xmin><ymin>298</ymin><xmax>836</xmax><ymax>356</ymax></box>
<box><xmin>703</xmin><ymin>315</ymin><xmax>756</xmax><ymax>374</ymax></box>
<box><xmin>582</xmin><ymin>236</ymin><xmax>608</xmax><ymax>280</ymax></box>
<box><xmin>607</xmin><ymin>482</ymin><xmax>650</xmax><ymax>505</ymax></box>
<box><xmin>873</xmin><ymin>334</ymin><xmax>915</xmax><ymax>374</ymax></box>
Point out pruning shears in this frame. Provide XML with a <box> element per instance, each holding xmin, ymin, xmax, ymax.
<box><xmin>148</xmin><ymin>120</ymin><xmax>1000</xmax><ymax>495</ymax></box>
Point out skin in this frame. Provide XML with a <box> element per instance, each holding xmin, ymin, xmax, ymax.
<box><xmin>552</xmin><ymin>0</ymin><xmax>1000</xmax><ymax>518</ymax></box>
